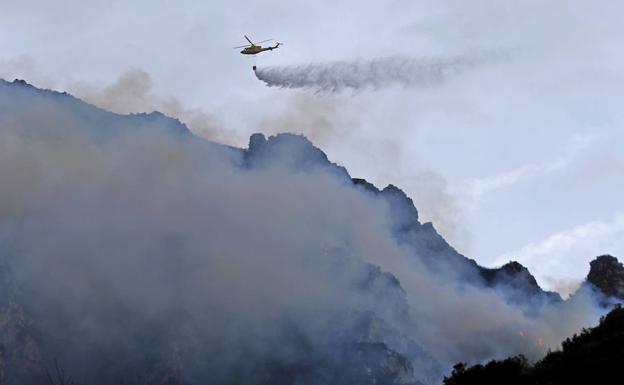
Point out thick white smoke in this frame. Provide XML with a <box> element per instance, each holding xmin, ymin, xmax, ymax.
<box><xmin>0</xmin><ymin>80</ymin><xmax>608</xmax><ymax>385</ymax></box>
<box><xmin>253</xmin><ymin>54</ymin><xmax>493</xmax><ymax>92</ymax></box>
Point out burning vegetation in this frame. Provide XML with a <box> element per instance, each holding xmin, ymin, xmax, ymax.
<box><xmin>444</xmin><ymin>305</ymin><xmax>624</xmax><ymax>385</ymax></box>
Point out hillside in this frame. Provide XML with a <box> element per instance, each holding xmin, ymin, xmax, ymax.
<box><xmin>0</xmin><ymin>78</ymin><xmax>618</xmax><ymax>385</ymax></box>
<box><xmin>443</xmin><ymin>305</ymin><xmax>624</xmax><ymax>385</ymax></box>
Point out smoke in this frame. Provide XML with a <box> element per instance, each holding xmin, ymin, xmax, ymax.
<box><xmin>0</xmin><ymin>55</ymin><xmax>36</xmax><ymax>81</ymax></box>
<box><xmin>253</xmin><ymin>54</ymin><xmax>495</xmax><ymax>92</ymax></box>
<box><xmin>0</xmin><ymin>80</ymin><xmax>609</xmax><ymax>384</ymax></box>
<box><xmin>545</xmin><ymin>277</ymin><xmax>583</xmax><ymax>300</ymax></box>
<box><xmin>68</xmin><ymin>69</ymin><xmax>240</xmax><ymax>144</ymax></box>
<box><xmin>257</xmin><ymin>92</ymin><xmax>471</xmax><ymax>251</ymax></box>
<box><xmin>406</xmin><ymin>170</ymin><xmax>472</xmax><ymax>253</ymax></box>
<box><xmin>258</xmin><ymin>91</ymin><xmax>354</xmax><ymax>145</ymax></box>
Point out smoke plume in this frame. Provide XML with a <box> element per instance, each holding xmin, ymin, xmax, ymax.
<box><xmin>68</xmin><ymin>69</ymin><xmax>238</xmax><ymax>144</ymax></box>
<box><xmin>0</xmin><ymin>79</ymin><xmax>609</xmax><ymax>385</ymax></box>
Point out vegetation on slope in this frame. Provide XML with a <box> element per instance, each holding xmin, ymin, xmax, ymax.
<box><xmin>444</xmin><ymin>305</ymin><xmax>624</xmax><ymax>385</ymax></box>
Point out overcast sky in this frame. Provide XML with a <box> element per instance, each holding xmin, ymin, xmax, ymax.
<box><xmin>1</xmin><ymin>0</ymin><xmax>623</xmax><ymax>296</ymax></box>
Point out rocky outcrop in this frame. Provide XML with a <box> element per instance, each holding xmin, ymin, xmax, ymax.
<box><xmin>586</xmin><ymin>255</ymin><xmax>624</xmax><ymax>301</ymax></box>
<box><xmin>480</xmin><ymin>261</ymin><xmax>562</xmax><ymax>305</ymax></box>
<box><xmin>353</xmin><ymin>177</ymin><xmax>561</xmax><ymax>306</ymax></box>
<box><xmin>0</xmin><ymin>267</ymin><xmax>42</xmax><ymax>385</ymax></box>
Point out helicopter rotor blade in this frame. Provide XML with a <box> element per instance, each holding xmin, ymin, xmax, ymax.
<box><xmin>255</xmin><ymin>39</ymin><xmax>273</xmax><ymax>44</ymax></box>
<box><xmin>244</xmin><ymin>35</ymin><xmax>254</xmax><ymax>45</ymax></box>
<box><xmin>233</xmin><ymin>44</ymin><xmax>251</xmax><ymax>49</ymax></box>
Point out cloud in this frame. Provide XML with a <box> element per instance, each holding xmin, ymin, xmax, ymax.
<box><xmin>495</xmin><ymin>212</ymin><xmax>624</xmax><ymax>294</ymax></box>
<box><xmin>461</xmin><ymin>133</ymin><xmax>600</xmax><ymax>209</ymax></box>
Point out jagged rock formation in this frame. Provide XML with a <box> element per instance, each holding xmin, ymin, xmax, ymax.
<box><xmin>353</xmin><ymin>178</ymin><xmax>561</xmax><ymax>305</ymax></box>
<box><xmin>0</xmin><ymin>78</ymin><xmax>617</xmax><ymax>385</ymax></box>
<box><xmin>481</xmin><ymin>261</ymin><xmax>562</xmax><ymax>305</ymax></box>
<box><xmin>245</xmin><ymin>132</ymin><xmax>561</xmax><ymax>309</ymax></box>
<box><xmin>586</xmin><ymin>255</ymin><xmax>624</xmax><ymax>301</ymax></box>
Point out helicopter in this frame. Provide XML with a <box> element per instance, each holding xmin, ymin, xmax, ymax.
<box><xmin>235</xmin><ymin>35</ymin><xmax>282</xmax><ymax>55</ymax></box>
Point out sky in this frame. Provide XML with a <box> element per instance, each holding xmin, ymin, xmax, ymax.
<box><xmin>1</xmin><ymin>0</ymin><xmax>623</xmax><ymax>296</ymax></box>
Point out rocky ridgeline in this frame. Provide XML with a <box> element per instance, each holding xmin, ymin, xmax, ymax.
<box><xmin>0</xmin><ymin>78</ymin><xmax>621</xmax><ymax>385</ymax></box>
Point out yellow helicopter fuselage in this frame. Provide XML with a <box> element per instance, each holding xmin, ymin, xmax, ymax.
<box><xmin>240</xmin><ymin>43</ymin><xmax>280</xmax><ymax>55</ymax></box>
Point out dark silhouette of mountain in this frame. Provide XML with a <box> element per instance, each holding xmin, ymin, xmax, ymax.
<box><xmin>0</xmin><ymin>78</ymin><xmax>616</xmax><ymax>385</ymax></box>
<box><xmin>0</xmin><ymin>78</ymin><xmax>434</xmax><ymax>384</ymax></box>
<box><xmin>0</xmin><ymin>77</ymin><xmax>559</xmax><ymax>308</ymax></box>
<box><xmin>0</xmin><ymin>79</ymin><xmax>191</xmax><ymax>140</ymax></box>
<box><xmin>443</xmin><ymin>305</ymin><xmax>624</xmax><ymax>385</ymax></box>
<box><xmin>586</xmin><ymin>255</ymin><xmax>624</xmax><ymax>301</ymax></box>
<box><xmin>352</xmin><ymin>178</ymin><xmax>561</xmax><ymax>305</ymax></box>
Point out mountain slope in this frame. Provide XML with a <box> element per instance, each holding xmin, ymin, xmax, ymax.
<box><xmin>0</xmin><ymin>78</ymin><xmax>614</xmax><ymax>385</ymax></box>
<box><xmin>443</xmin><ymin>305</ymin><xmax>624</xmax><ymax>385</ymax></box>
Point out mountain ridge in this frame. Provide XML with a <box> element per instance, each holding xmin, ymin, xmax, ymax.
<box><xmin>0</xmin><ymin>78</ymin><xmax>620</xmax><ymax>385</ymax></box>
<box><xmin>0</xmin><ymin>78</ymin><xmax>591</xmax><ymax>304</ymax></box>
